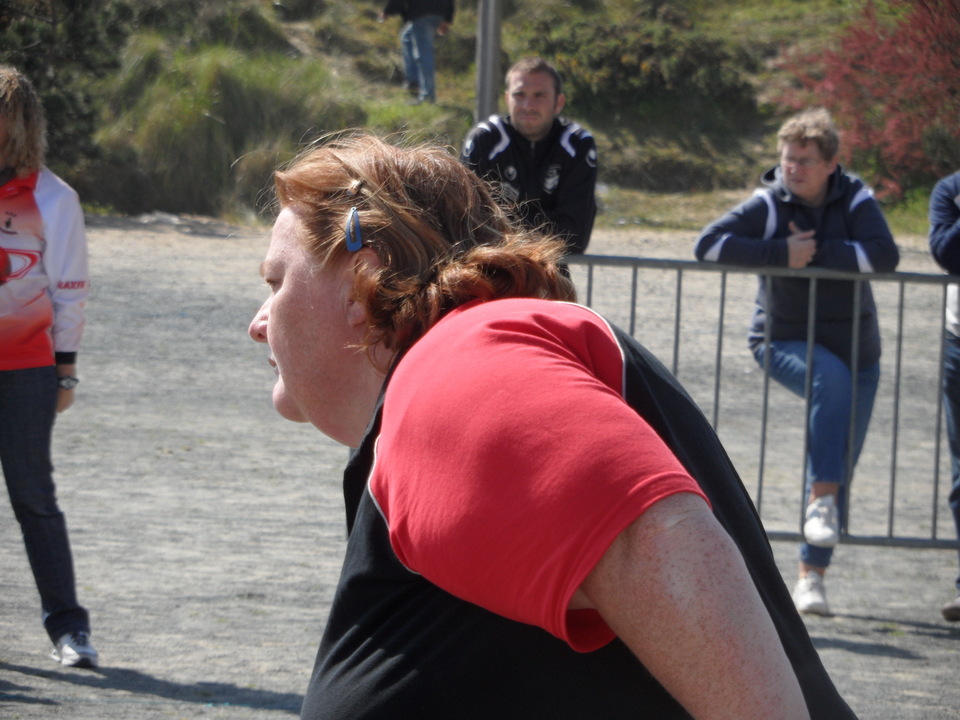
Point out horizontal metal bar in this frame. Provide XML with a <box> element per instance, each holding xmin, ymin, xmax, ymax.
<box><xmin>767</xmin><ymin>531</ymin><xmax>960</xmax><ymax>550</ymax></box>
<box><xmin>565</xmin><ymin>253</ymin><xmax>949</xmax><ymax>285</ymax></box>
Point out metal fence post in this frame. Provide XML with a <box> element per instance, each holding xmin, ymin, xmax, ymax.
<box><xmin>474</xmin><ymin>0</ymin><xmax>501</xmax><ymax>123</ymax></box>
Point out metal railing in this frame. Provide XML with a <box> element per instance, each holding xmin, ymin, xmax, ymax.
<box><xmin>566</xmin><ymin>253</ymin><xmax>960</xmax><ymax>550</ymax></box>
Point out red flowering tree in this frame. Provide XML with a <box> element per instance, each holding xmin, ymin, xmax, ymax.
<box><xmin>777</xmin><ymin>0</ymin><xmax>960</xmax><ymax>198</ymax></box>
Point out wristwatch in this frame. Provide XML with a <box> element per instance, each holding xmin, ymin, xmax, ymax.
<box><xmin>57</xmin><ymin>376</ymin><xmax>79</xmax><ymax>390</ymax></box>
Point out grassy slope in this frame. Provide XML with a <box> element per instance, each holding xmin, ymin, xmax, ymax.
<box><xmin>92</xmin><ymin>0</ymin><xmax>927</xmax><ymax>235</ymax></box>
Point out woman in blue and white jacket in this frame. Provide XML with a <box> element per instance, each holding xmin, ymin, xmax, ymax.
<box><xmin>695</xmin><ymin>108</ymin><xmax>900</xmax><ymax>616</ymax></box>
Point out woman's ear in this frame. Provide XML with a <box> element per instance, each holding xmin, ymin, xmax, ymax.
<box><xmin>346</xmin><ymin>294</ymin><xmax>366</xmax><ymax>327</ymax></box>
<box><xmin>345</xmin><ymin>248</ymin><xmax>380</xmax><ymax>328</ymax></box>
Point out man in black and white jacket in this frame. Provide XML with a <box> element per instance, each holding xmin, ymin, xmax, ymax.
<box><xmin>460</xmin><ymin>57</ymin><xmax>597</xmax><ymax>255</ymax></box>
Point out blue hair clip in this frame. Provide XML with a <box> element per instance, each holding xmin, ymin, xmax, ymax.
<box><xmin>345</xmin><ymin>206</ymin><xmax>363</xmax><ymax>252</ymax></box>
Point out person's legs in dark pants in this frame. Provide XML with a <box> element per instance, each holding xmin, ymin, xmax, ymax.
<box><xmin>399</xmin><ymin>22</ymin><xmax>419</xmax><ymax>94</ymax></box>
<box><xmin>940</xmin><ymin>330</ymin><xmax>960</xmax><ymax>619</ymax></box>
<box><xmin>0</xmin><ymin>366</ymin><xmax>93</xmax><ymax>658</ymax></box>
<box><xmin>408</xmin><ymin>15</ymin><xmax>441</xmax><ymax>102</ymax></box>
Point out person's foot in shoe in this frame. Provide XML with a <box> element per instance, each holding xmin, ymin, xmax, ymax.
<box><xmin>803</xmin><ymin>494</ymin><xmax>839</xmax><ymax>548</ymax></box>
<box><xmin>941</xmin><ymin>594</ymin><xmax>960</xmax><ymax>621</ymax></box>
<box><xmin>51</xmin><ymin>631</ymin><xmax>99</xmax><ymax>668</ymax></box>
<box><xmin>793</xmin><ymin>572</ymin><xmax>831</xmax><ymax>616</ymax></box>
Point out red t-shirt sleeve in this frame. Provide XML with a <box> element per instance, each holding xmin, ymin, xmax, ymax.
<box><xmin>370</xmin><ymin>299</ymin><xmax>707</xmax><ymax>651</ymax></box>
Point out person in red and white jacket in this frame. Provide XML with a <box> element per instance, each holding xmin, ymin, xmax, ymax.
<box><xmin>0</xmin><ymin>65</ymin><xmax>97</xmax><ymax>668</ymax></box>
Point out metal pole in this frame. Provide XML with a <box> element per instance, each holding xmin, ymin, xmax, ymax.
<box><xmin>474</xmin><ymin>0</ymin><xmax>501</xmax><ymax>122</ymax></box>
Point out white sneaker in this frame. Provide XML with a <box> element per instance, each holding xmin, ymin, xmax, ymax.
<box><xmin>803</xmin><ymin>495</ymin><xmax>839</xmax><ymax>548</ymax></box>
<box><xmin>51</xmin><ymin>631</ymin><xmax>99</xmax><ymax>668</ymax></box>
<box><xmin>793</xmin><ymin>573</ymin><xmax>831</xmax><ymax>616</ymax></box>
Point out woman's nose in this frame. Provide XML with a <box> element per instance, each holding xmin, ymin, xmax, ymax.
<box><xmin>248</xmin><ymin>305</ymin><xmax>268</xmax><ymax>343</ymax></box>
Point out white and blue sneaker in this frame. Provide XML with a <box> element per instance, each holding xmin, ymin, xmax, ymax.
<box><xmin>51</xmin><ymin>631</ymin><xmax>99</xmax><ymax>668</ymax></box>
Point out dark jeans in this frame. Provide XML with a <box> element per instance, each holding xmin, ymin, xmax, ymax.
<box><xmin>941</xmin><ymin>331</ymin><xmax>960</xmax><ymax>592</ymax></box>
<box><xmin>0</xmin><ymin>365</ymin><xmax>89</xmax><ymax>641</ymax></box>
<box><xmin>400</xmin><ymin>15</ymin><xmax>442</xmax><ymax>102</ymax></box>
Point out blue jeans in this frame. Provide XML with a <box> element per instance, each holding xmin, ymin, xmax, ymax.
<box><xmin>941</xmin><ymin>331</ymin><xmax>960</xmax><ymax>592</ymax></box>
<box><xmin>753</xmin><ymin>341</ymin><xmax>880</xmax><ymax>569</ymax></box>
<box><xmin>0</xmin><ymin>366</ymin><xmax>89</xmax><ymax>642</ymax></box>
<box><xmin>400</xmin><ymin>15</ymin><xmax>442</xmax><ymax>102</ymax></box>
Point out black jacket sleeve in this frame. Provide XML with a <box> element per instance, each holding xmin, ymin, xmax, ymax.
<box><xmin>929</xmin><ymin>173</ymin><xmax>960</xmax><ymax>275</ymax></box>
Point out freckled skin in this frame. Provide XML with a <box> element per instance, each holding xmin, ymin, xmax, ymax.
<box><xmin>580</xmin><ymin>493</ymin><xmax>811</xmax><ymax>720</ymax></box>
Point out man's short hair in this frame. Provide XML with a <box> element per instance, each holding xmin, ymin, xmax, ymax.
<box><xmin>505</xmin><ymin>57</ymin><xmax>563</xmax><ymax>97</ymax></box>
<box><xmin>777</xmin><ymin>107</ymin><xmax>840</xmax><ymax>161</ymax></box>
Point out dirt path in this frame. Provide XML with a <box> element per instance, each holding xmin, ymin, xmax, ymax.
<box><xmin>0</xmin><ymin>216</ymin><xmax>957</xmax><ymax>718</ymax></box>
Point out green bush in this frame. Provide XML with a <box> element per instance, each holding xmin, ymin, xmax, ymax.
<box><xmin>108</xmin><ymin>33</ymin><xmax>169</xmax><ymax>113</ymax></box>
<box><xmin>272</xmin><ymin>0</ymin><xmax>328</xmax><ymax>23</ymax></box>
<box><xmin>364</xmin><ymin>102</ymin><xmax>475</xmax><ymax>148</ymax></box>
<box><xmin>194</xmin><ymin>5</ymin><xmax>295</xmax><ymax>53</ymax></box>
<box><xmin>0</xmin><ymin>0</ymin><xmax>132</xmax><ymax>173</ymax></box>
<box><xmin>90</xmin><ymin>46</ymin><xmax>366</xmax><ymax>214</ymax></box>
<box><xmin>521</xmin><ymin>11</ymin><xmax>758</xmax><ymax>138</ymax></box>
<box><xmin>599</xmin><ymin>131</ymin><xmax>754</xmax><ymax>191</ymax></box>
<box><xmin>230</xmin><ymin>143</ymin><xmax>292</xmax><ymax>218</ymax></box>
<box><xmin>134</xmin><ymin>0</ymin><xmax>205</xmax><ymax>32</ymax></box>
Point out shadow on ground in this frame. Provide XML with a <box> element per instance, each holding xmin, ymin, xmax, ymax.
<box><xmin>0</xmin><ymin>662</ymin><xmax>302</xmax><ymax>714</ymax></box>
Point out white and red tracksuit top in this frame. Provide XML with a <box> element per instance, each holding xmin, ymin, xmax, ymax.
<box><xmin>0</xmin><ymin>167</ymin><xmax>89</xmax><ymax>371</ymax></box>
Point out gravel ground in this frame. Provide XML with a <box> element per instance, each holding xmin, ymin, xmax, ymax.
<box><xmin>1</xmin><ymin>214</ymin><xmax>958</xmax><ymax>719</ymax></box>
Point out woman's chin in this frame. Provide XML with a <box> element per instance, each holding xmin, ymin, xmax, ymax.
<box><xmin>272</xmin><ymin>390</ymin><xmax>309</xmax><ymax>424</ymax></box>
